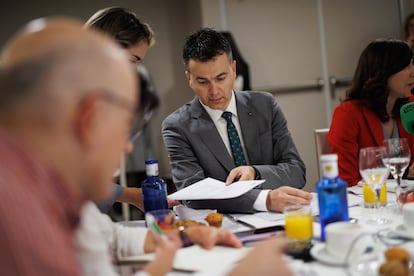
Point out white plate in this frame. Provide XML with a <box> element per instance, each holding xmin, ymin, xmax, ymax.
<box><xmin>310</xmin><ymin>243</ymin><xmax>346</xmax><ymax>266</ymax></box>
<box><xmin>392</xmin><ymin>224</ymin><xmax>414</xmax><ymax>240</ymax></box>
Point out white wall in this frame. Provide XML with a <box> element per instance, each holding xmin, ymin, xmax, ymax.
<box><xmin>200</xmin><ymin>0</ymin><xmax>410</xmax><ymax>190</ymax></box>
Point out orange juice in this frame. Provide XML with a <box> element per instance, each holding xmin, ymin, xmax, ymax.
<box><xmin>362</xmin><ymin>183</ymin><xmax>387</xmax><ymax>208</ymax></box>
<box><xmin>285</xmin><ymin>213</ymin><xmax>313</xmax><ymax>240</ymax></box>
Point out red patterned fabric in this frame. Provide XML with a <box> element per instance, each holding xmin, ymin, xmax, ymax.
<box><xmin>0</xmin><ymin>128</ymin><xmax>84</xmax><ymax>275</ymax></box>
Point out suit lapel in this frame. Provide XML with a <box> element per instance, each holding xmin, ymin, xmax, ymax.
<box><xmin>235</xmin><ymin>92</ymin><xmax>262</xmax><ymax>164</ymax></box>
<box><xmin>189</xmin><ymin>98</ymin><xmax>234</xmax><ymax>171</ymax></box>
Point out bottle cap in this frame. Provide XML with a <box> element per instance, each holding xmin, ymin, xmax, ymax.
<box><xmin>145</xmin><ymin>159</ymin><xmax>158</xmax><ymax>165</ymax></box>
<box><xmin>320</xmin><ymin>154</ymin><xmax>338</xmax><ymax>178</ymax></box>
<box><xmin>320</xmin><ymin>154</ymin><xmax>338</xmax><ymax>162</ymax></box>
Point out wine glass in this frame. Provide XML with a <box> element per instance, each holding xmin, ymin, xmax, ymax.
<box><xmin>359</xmin><ymin>146</ymin><xmax>391</xmax><ymax>225</ymax></box>
<box><xmin>382</xmin><ymin>138</ymin><xmax>410</xmax><ymax>187</ymax></box>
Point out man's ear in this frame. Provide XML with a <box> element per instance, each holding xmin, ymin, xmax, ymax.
<box><xmin>185</xmin><ymin>70</ymin><xmax>191</xmax><ymax>82</ymax></box>
<box><xmin>231</xmin><ymin>60</ymin><xmax>237</xmax><ymax>77</ymax></box>
<box><xmin>72</xmin><ymin>95</ymin><xmax>101</xmax><ymax>149</ymax></box>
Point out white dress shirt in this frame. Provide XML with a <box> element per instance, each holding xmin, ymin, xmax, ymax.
<box><xmin>75</xmin><ymin>202</ymin><xmax>149</xmax><ymax>276</ymax></box>
<box><xmin>200</xmin><ymin>91</ymin><xmax>270</xmax><ymax>211</ymax></box>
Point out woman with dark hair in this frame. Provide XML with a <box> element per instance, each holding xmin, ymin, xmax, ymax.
<box><xmin>85</xmin><ymin>7</ymin><xmax>163</xmax><ymax>214</ymax></box>
<box><xmin>328</xmin><ymin>39</ymin><xmax>414</xmax><ymax>186</ymax></box>
<box><xmin>85</xmin><ymin>6</ymin><xmax>154</xmax><ymax>64</ymax></box>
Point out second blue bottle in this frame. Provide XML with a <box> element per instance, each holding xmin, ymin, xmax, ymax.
<box><xmin>142</xmin><ymin>159</ymin><xmax>168</xmax><ymax>213</ymax></box>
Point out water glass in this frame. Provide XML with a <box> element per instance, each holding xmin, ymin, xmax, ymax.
<box><xmin>382</xmin><ymin>138</ymin><xmax>410</xmax><ymax>187</ymax></box>
<box><xmin>145</xmin><ymin>209</ymin><xmax>176</xmax><ymax>230</ymax></box>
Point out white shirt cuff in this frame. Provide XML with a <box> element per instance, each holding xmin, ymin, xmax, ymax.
<box><xmin>253</xmin><ymin>190</ymin><xmax>271</xmax><ymax>211</ymax></box>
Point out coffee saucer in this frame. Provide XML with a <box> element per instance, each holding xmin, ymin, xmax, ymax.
<box><xmin>309</xmin><ymin>243</ymin><xmax>346</xmax><ymax>266</ymax></box>
<box><xmin>391</xmin><ymin>224</ymin><xmax>414</xmax><ymax>240</ymax></box>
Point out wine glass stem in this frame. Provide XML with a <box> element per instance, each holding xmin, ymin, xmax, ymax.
<box><xmin>375</xmin><ymin>188</ymin><xmax>380</xmax><ymax>209</ymax></box>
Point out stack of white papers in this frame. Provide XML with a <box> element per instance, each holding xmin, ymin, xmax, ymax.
<box><xmin>168</xmin><ymin>177</ymin><xmax>265</xmax><ymax>200</ymax></box>
<box><xmin>119</xmin><ymin>245</ymin><xmax>251</xmax><ymax>272</ymax></box>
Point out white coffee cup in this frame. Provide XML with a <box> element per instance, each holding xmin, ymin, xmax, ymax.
<box><xmin>325</xmin><ymin>222</ymin><xmax>365</xmax><ymax>261</ymax></box>
<box><xmin>402</xmin><ymin>202</ymin><xmax>414</xmax><ymax>232</ymax></box>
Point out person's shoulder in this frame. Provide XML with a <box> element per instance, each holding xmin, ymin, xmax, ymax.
<box><xmin>237</xmin><ymin>90</ymin><xmax>275</xmax><ymax>104</ymax></box>
<box><xmin>335</xmin><ymin>99</ymin><xmax>361</xmax><ymax>112</ymax></box>
<box><xmin>162</xmin><ymin>99</ymin><xmax>194</xmax><ymax>126</ymax></box>
<box><xmin>241</xmin><ymin>90</ymin><xmax>274</xmax><ymax>99</ymax></box>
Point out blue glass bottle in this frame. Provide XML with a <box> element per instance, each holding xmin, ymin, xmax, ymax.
<box><xmin>316</xmin><ymin>154</ymin><xmax>349</xmax><ymax>241</ymax></box>
<box><xmin>142</xmin><ymin>159</ymin><xmax>168</xmax><ymax>213</ymax></box>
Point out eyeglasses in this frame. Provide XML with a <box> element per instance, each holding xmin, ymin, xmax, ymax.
<box><xmin>95</xmin><ymin>90</ymin><xmax>150</xmax><ymax>142</ymax></box>
<box><xmin>98</xmin><ymin>90</ymin><xmax>137</xmax><ymax>115</ymax></box>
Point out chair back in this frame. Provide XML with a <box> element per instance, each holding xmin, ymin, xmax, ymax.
<box><xmin>314</xmin><ymin>128</ymin><xmax>331</xmax><ymax>179</ymax></box>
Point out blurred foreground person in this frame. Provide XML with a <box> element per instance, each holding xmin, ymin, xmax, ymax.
<box><xmin>0</xmin><ymin>17</ymin><xmax>138</xmax><ymax>275</ymax></box>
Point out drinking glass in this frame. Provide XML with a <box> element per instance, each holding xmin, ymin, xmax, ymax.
<box><xmin>382</xmin><ymin>138</ymin><xmax>410</xmax><ymax>187</ymax></box>
<box><xmin>359</xmin><ymin>147</ymin><xmax>391</xmax><ymax>225</ymax></box>
<box><xmin>284</xmin><ymin>205</ymin><xmax>313</xmax><ymax>253</ymax></box>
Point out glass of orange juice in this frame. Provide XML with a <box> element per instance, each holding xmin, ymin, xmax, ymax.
<box><xmin>362</xmin><ymin>182</ymin><xmax>387</xmax><ymax>208</ymax></box>
<box><xmin>284</xmin><ymin>205</ymin><xmax>313</xmax><ymax>253</ymax></box>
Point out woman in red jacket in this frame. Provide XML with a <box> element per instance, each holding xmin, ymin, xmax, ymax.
<box><xmin>329</xmin><ymin>39</ymin><xmax>414</xmax><ymax>186</ymax></box>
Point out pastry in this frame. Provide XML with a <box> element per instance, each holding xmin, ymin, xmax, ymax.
<box><xmin>384</xmin><ymin>247</ymin><xmax>411</xmax><ymax>265</ymax></box>
<box><xmin>205</xmin><ymin>212</ymin><xmax>223</xmax><ymax>227</ymax></box>
<box><xmin>379</xmin><ymin>247</ymin><xmax>411</xmax><ymax>276</ymax></box>
<box><xmin>379</xmin><ymin>260</ymin><xmax>409</xmax><ymax>276</ymax></box>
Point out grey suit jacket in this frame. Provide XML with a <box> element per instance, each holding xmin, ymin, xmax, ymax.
<box><xmin>162</xmin><ymin>91</ymin><xmax>306</xmax><ymax>213</ymax></box>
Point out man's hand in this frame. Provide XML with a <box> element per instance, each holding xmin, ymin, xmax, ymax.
<box><xmin>228</xmin><ymin>237</ymin><xmax>293</xmax><ymax>276</ymax></box>
<box><xmin>143</xmin><ymin>232</ymin><xmax>181</xmax><ymax>276</ymax></box>
<box><xmin>144</xmin><ymin>225</ymin><xmax>242</xmax><ymax>253</ymax></box>
<box><xmin>226</xmin><ymin>166</ymin><xmax>256</xmax><ymax>185</ymax></box>
<box><xmin>266</xmin><ymin>186</ymin><xmax>313</xmax><ymax>212</ymax></box>
<box><xmin>185</xmin><ymin>225</ymin><xmax>243</xmax><ymax>249</ymax></box>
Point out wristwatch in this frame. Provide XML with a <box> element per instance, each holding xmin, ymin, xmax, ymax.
<box><xmin>253</xmin><ymin>166</ymin><xmax>261</xmax><ymax>180</ymax></box>
<box><xmin>178</xmin><ymin>226</ymin><xmax>193</xmax><ymax>247</ymax></box>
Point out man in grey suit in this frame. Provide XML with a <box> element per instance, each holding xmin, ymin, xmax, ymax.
<box><xmin>162</xmin><ymin>28</ymin><xmax>312</xmax><ymax>213</ymax></box>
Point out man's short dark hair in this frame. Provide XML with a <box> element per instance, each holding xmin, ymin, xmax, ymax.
<box><xmin>182</xmin><ymin>28</ymin><xmax>233</xmax><ymax>67</ymax></box>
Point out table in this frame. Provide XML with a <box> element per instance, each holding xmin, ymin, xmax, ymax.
<box><xmin>117</xmin><ymin>186</ymin><xmax>414</xmax><ymax>276</ymax></box>
<box><xmin>285</xmin><ymin>188</ymin><xmax>414</xmax><ymax>276</ymax></box>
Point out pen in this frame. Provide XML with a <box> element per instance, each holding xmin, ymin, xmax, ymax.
<box><xmin>145</xmin><ymin>213</ymin><xmax>167</xmax><ymax>239</ymax></box>
<box><xmin>225</xmin><ymin>214</ymin><xmax>256</xmax><ymax>230</ymax></box>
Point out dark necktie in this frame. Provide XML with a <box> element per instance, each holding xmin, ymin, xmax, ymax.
<box><xmin>222</xmin><ymin>111</ymin><xmax>247</xmax><ymax>166</ymax></box>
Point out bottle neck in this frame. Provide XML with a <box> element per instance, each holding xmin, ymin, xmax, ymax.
<box><xmin>146</xmin><ymin>163</ymin><xmax>159</xmax><ymax>177</ymax></box>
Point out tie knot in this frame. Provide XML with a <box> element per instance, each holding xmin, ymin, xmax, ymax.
<box><xmin>222</xmin><ymin>111</ymin><xmax>232</xmax><ymax>122</ymax></box>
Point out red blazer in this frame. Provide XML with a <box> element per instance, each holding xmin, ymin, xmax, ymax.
<box><xmin>328</xmin><ymin>97</ymin><xmax>414</xmax><ymax>186</ymax></box>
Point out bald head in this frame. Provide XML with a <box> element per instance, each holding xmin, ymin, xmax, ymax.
<box><xmin>0</xmin><ymin>17</ymin><xmax>137</xmax><ymax>118</ymax></box>
<box><xmin>0</xmin><ymin>17</ymin><xmax>139</xmax><ymax>201</ymax></box>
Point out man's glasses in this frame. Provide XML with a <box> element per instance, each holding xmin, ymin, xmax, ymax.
<box><xmin>96</xmin><ymin>90</ymin><xmax>150</xmax><ymax>142</ymax></box>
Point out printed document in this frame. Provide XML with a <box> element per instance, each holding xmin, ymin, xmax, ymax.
<box><xmin>168</xmin><ymin>177</ymin><xmax>265</xmax><ymax>200</ymax></box>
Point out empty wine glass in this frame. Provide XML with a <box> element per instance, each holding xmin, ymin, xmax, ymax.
<box><xmin>359</xmin><ymin>146</ymin><xmax>391</xmax><ymax>225</ymax></box>
<box><xmin>382</xmin><ymin>138</ymin><xmax>410</xmax><ymax>187</ymax></box>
